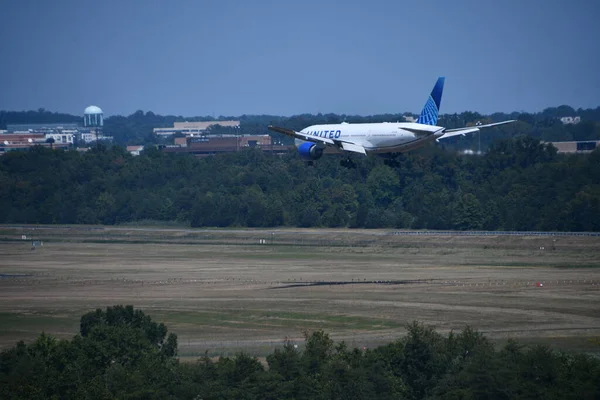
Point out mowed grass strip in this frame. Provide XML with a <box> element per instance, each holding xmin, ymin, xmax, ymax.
<box><xmin>0</xmin><ymin>308</ymin><xmax>400</xmax><ymax>347</ymax></box>
<box><xmin>153</xmin><ymin>309</ymin><xmax>402</xmax><ymax>332</ymax></box>
<box><xmin>0</xmin><ymin>312</ymin><xmax>80</xmax><ymax>345</ymax></box>
<box><xmin>463</xmin><ymin>261</ymin><xmax>600</xmax><ymax>268</ymax></box>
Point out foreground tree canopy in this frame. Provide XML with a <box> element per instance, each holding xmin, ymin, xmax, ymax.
<box><xmin>1</xmin><ymin>306</ymin><xmax>599</xmax><ymax>399</ymax></box>
<box><xmin>1</xmin><ymin>136</ymin><xmax>599</xmax><ymax>231</ymax></box>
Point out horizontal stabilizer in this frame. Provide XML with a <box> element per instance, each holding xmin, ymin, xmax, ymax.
<box><xmin>440</xmin><ymin>120</ymin><xmax>516</xmax><ymax>140</ymax></box>
<box><xmin>440</xmin><ymin>128</ymin><xmax>479</xmax><ymax>139</ymax></box>
<box><xmin>402</xmin><ymin>123</ymin><xmax>445</xmax><ymax>136</ymax></box>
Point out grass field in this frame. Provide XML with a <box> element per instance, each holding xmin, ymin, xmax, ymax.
<box><xmin>1</xmin><ymin>225</ymin><xmax>599</xmax><ymax>357</ymax></box>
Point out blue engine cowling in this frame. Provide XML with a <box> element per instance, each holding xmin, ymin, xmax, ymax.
<box><xmin>297</xmin><ymin>142</ymin><xmax>324</xmax><ymax>161</ymax></box>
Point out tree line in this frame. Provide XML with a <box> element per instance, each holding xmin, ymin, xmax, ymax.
<box><xmin>1</xmin><ymin>137</ymin><xmax>599</xmax><ymax>231</ymax></box>
<box><xmin>1</xmin><ymin>305</ymin><xmax>599</xmax><ymax>399</ymax></box>
<box><xmin>2</xmin><ymin>106</ymin><xmax>599</xmax><ymax>146</ymax></box>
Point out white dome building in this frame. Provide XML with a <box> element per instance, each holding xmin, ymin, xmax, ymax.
<box><xmin>84</xmin><ymin>105</ymin><xmax>103</xmax><ymax>127</ymax></box>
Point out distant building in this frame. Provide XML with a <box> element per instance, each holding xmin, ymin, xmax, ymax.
<box><xmin>1</xmin><ymin>105</ymin><xmax>112</xmax><ymax>152</ymax></box>
<box><xmin>7</xmin><ymin>123</ymin><xmax>80</xmax><ymax>133</ymax></box>
<box><xmin>549</xmin><ymin>140</ymin><xmax>599</xmax><ymax>153</ymax></box>
<box><xmin>560</xmin><ymin>116</ymin><xmax>581</xmax><ymax>125</ymax></box>
<box><xmin>154</xmin><ymin>121</ymin><xmax>240</xmax><ymax>136</ymax></box>
<box><xmin>80</xmin><ymin>132</ymin><xmax>113</xmax><ymax>143</ymax></box>
<box><xmin>126</xmin><ymin>145</ymin><xmax>144</xmax><ymax>156</ymax></box>
<box><xmin>163</xmin><ymin>134</ymin><xmax>288</xmax><ymax>156</ymax></box>
<box><xmin>80</xmin><ymin>133</ymin><xmax>96</xmax><ymax>143</ymax></box>
<box><xmin>45</xmin><ymin>132</ymin><xmax>74</xmax><ymax>145</ymax></box>
<box><xmin>1</xmin><ymin>133</ymin><xmax>45</xmax><ymax>145</ymax></box>
<box><xmin>460</xmin><ymin>149</ymin><xmax>483</xmax><ymax>156</ymax></box>
<box><xmin>5</xmin><ymin>123</ymin><xmax>110</xmax><ymax>146</ymax></box>
<box><xmin>0</xmin><ymin>133</ymin><xmax>69</xmax><ymax>152</ymax></box>
<box><xmin>174</xmin><ymin>137</ymin><xmax>188</xmax><ymax>147</ymax></box>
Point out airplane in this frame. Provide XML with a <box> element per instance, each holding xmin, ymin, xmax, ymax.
<box><xmin>268</xmin><ymin>77</ymin><xmax>515</xmax><ymax>167</ymax></box>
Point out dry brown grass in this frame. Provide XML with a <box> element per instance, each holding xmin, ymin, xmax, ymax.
<box><xmin>1</xmin><ymin>226</ymin><xmax>599</xmax><ymax>356</ymax></box>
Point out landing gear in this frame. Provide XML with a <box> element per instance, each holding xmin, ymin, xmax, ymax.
<box><xmin>340</xmin><ymin>158</ymin><xmax>357</xmax><ymax>169</ymax></box>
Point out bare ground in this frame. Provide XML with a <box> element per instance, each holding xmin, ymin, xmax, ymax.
<box><xmin>1</xmin><ymin>226</ymin><xmax>599</xmax><ymax>357</ymax></box>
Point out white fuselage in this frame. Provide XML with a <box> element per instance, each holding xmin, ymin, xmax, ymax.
<box><xmin>298</xmin><ymin>122</ymin><xmax>445</xmax><ymax>154</ymax></box>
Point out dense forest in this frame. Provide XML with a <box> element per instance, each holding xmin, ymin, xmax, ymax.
<box><xmin>0</xmin><ymin>137</ymin><xmax>599</xmax><ymax>231</ymax></box>
<box><xmin>1</xmin><ymin>306</ymin><xmax>599</xmax><ymax>399</ymax></box>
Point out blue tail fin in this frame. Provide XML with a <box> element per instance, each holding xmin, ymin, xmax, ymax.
<box><xmin>416</xmin><ymin>77</ymin><xmax>445</xmax><ymax>126</ymax></box>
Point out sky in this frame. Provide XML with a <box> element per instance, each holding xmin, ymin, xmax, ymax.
<box><xmin>1</xmin><ymin>0</ymin><xmax>599</xmax><ymax>117</ymax></box>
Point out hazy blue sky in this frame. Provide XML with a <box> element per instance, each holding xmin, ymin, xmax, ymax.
<box><xmin>1</xmin><ymin>0</ymin><xmax>599</xmax><ymax>117</ymax></box>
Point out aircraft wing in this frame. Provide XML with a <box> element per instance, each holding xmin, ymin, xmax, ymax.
<box><xmin>440</xmin><ymin>120</ymin><xmax>516</xmax><ymax>139</ymax></box>
<box><xmin>268</xmin><ymin>125</ymin><xmax>335</xmax><ymax>146</ymax></box>
<box><xmin>268</xmin><ymin>125</ymin><xmax>367</xmax><ymax>155</ymax></box>
<box><xmin>340</xmin><ymin>141</ymin><xmax>367</xmax><ymax>154</ymax></box>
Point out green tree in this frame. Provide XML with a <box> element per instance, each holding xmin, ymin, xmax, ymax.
<box><xmin>453</xmin><ymin>193</ymin><xmax>484</xmax><ymax>230</ymax></box>
<box><xmin>367</xmin><ymin>166</ymin><xmax>400</xmax><ymax>207</ymax></box>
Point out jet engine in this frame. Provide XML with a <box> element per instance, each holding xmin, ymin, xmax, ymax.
<box><xmin>297</xmin><ymin>142</ymin><xmax>324</xmax><ymax>161</ymax></box>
